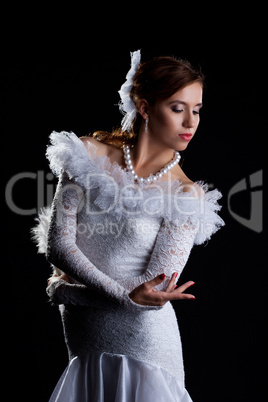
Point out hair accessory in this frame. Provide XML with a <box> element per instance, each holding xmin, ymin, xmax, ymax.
<box><xmin>118</xmin><ymin>50</ymin><xmax>141</xmax><ymax>132</ymax></box>
<box><xmin>145</xmin><ymin>117</ymin><xmax>149</xmax><ymax>133</ymax></box>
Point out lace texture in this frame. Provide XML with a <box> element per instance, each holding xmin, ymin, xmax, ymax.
<box><xmin>33</xmin><ymin>131</ymin><xmax>224</xmax><ymax>385</ymax></box>
<box><xmin>47</xmin><ymin>173</ymin><xmax>160</xmax><ymax>311</ymax></box>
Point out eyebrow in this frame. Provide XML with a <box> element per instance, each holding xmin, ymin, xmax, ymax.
<box><xmin>169</xmin><ymin>100</ymin><xmax>203</xmax><ymax>107</ymax></box>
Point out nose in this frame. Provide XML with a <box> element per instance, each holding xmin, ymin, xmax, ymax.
<box><xmin>182</xmin><ymin>111</ymin><xmax>195</xmax><ymax>129</ymax></box>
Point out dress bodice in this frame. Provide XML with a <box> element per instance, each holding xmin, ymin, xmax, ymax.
<box><xmin>77</xmin><ymin>205</ymin><xmax>162</xmax><ymax>280</ymax></box>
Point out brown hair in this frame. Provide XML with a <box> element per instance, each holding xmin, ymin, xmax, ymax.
<box><xmin>92</xmin><ymin>55</ymin><xmax>204</xmax><ymax>151</ymax></box>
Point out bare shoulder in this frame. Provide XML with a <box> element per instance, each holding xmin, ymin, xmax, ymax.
<box><xmin>174</xmin><ymin>166</ymin><xmax>204</xmax><ymax>197</ymax></box>
<box><xmin>79</xmin><ymin>136</ymin><xmax>108</xmax><ymax>156</ymax></box>
<box><xmin>79</xmin><ymin>136</ymin><xmax>124</xmax><ymax>164</ymax></box>
<box><xmin>185</xmin><ymin>181</ymin><xmax>205</xmax><ymax>198</ymax></box>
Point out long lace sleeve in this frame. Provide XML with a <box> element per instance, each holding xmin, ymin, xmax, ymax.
<box><xmin>46</xmin><ymin>279</ymin><xmax>112</xmax><ymax>307</ymax></box>
<box><xmin>47</xmin><ymin>173</ymin><xmax>160</xmax><ymax>310</ymax></box>
<box><xmin>117</xmin><ymin>220</ymin><xmax>197</xmax><ymax>292</ymax></box>
<box><xmin>146</xmin><ymin>220</ymin><xmax>197</xmax><ymax>291</ymax></box>
<box><xmin>47</xmin><ymin>219</ymin><xmax>197</xmax><ymax>305</ymax></box>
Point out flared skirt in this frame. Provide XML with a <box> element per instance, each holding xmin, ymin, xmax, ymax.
<box><xmin>49</xmin><ymin>350</ymin><xmax>193</xmax><ymax>402</ymax></box>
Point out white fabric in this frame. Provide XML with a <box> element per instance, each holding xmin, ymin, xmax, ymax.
<box><xmin>118</xmin><ymin>50</ymin><xmax>141</xmax><ymax>131</ymax></box>
<box><xmin>33</xmin><ymin>131</ymin><xmax>224</xmax><ymax>401</ymax></box>
<box><xmin>49</xmin><ymin>351</ymin><xmax>193</xmax><ymax>402</ymax></box>
<box><xmin>46</xmin><ymin>131</ymin><xmax>224</xmax><ymax>245</ymax></box>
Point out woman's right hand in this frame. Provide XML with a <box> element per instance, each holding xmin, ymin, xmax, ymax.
<box><xmin>47</xmin><ymin>273</ymin><xmax>71</xmax><ymax>287</ymax></box>
<box><xmin>129</xmin><ymin>273</ymin><xmax>195</xmax><ymax>306</ymax></box>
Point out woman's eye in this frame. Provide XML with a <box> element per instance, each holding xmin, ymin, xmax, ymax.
<box><xmin>171</xmin><ymin>108</ymin><xmax>201</xmax><ymax>114</ymax></box>
<box><xmin>172</xmin><ymin>108</ymin><xmax>184</xmax><ymax>113</ymax></box>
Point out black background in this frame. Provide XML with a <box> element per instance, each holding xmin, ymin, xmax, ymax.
<box><xmin>3</xmin><ymin>13</ymin><xmax>266</xmax><ymax>402</ymax></box>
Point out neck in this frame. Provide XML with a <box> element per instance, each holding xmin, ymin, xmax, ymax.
<box><xmin>132</xmin><ymin>129</ymin><xmax>174</xmax><ymax>171</ymax></box>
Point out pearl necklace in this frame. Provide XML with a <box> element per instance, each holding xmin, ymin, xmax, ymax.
<box><xmin>123</xmin><ymin>144</ymin><xmax>181</xmax><ymax>185</ymax></box>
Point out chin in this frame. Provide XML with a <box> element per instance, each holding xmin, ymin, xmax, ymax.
<box><xmin>175</xmin><ymin>142</ymin><xmax>189</xmax><ymax>152</ymax></box>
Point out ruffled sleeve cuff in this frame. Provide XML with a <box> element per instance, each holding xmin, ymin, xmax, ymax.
<box><xmin>168</xmin><ymin>183</ymin><xmax>225</xmax><ymax>245</ymax></box>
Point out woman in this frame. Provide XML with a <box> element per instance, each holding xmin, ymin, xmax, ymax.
<box><xmin>33</xmin><ymin>50</ymin><xmax>224</xmax><ymax>401</ymax></box>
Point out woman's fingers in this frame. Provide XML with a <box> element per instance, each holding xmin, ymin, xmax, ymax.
<box><xmin>164</xmin><ymin>274</ymin><xmax>194</xmax><ymax>296</ymax></box>
<box><xmin>144</xmin><ymin>273</ymin><xmax>167</xmax><ymax>290</ymax></box>
<box><xmin>47</xmin><ymin>272</ymin><xmax>71</xmax><ymax>287</ymax></box>
<box><xmin>176</xmin><ymin>281</ymin><xmax>195</xmax><ymax>293</ymax></box>
<box><xmin>59</xmin><ymin>273</ymin><xmax>70</xmax><ymax>283</ymax></box>
<box><xmin>170</xmin><ymin>292</ymin><xmax>195</xmax><ymax>300</ymax></box>
<box><xmin>47</xmin><ymin>273</ymin><xmax>58</xmax><ymax>286</ymax></box>
<box><xmin>165</xmin><ymin>272</ymin><xmax>179</xmax><ymax>293</ymax></box>
<box><xmin>168</xmin><ymin>281</ymin><xmax>196</xmax><ymax>300</ymax></box>
<box><xmin>129</xmin><ymin>274</ymin><xmax>195</xmax><ymax>306</ymax></box>
<box><xmin>129</xmin><ymin>274</ymin><xmax>168</xmax><ymax>306</ymax></box>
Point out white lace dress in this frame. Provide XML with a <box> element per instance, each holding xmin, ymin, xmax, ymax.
<box><xmin>33</xmin><ymin>131</ymin><xmax>224</xmax><ymax>402</ymax></box>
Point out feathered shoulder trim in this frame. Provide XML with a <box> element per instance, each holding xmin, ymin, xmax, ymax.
<box><xmin>46</xmin><ymin>131</ymin><xmax>225</xmax><ymax>245</ymax></box>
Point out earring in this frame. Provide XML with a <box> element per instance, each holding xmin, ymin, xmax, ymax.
<box><xmin>145</xmin><ymin>117</ymin><xmax>149</xmax><ymax>133</ymax></box>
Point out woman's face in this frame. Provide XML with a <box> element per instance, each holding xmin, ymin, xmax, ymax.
<box><xmin>147</xmin><ymin>82</ymin><xmax>203</xmax><ymax>151</ymax></box>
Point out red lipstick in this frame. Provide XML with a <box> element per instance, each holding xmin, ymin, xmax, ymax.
<box><xmin>178</xmin><ymin>133</ymin><xmax>192</xmax><ymax>141</ymax></box>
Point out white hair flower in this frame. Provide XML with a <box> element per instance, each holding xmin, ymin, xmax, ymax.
<box><xmin>118</xmin><ymin>50</ymin><xmax>141</xmax><ymax>132</ymax></box>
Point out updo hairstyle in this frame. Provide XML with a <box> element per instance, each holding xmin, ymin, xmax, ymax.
<box><xmin>92</xmin><ymin>55</ymin><xmax>204</xmax><ymax>150</ymax></box>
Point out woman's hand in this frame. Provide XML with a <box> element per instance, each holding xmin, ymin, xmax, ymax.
<box><xmin>47</xmin><ymin>273</ymin><xmax>70</xmax><ymax>287</ymax></box>
<box><xmin>46</xmin><ymin>272</ymin><xmax>195</xmax><ymax>308</ymax></box>
<box><xmin>129</xmin><ymin>273</ymin><xmax>195</xmax><ymax>306</ymax></box>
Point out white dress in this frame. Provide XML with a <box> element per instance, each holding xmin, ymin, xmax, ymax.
<box><xmin>33</xmin><ymin>131</ymin><xmax>224</xmax><ymax>402</ymax></box>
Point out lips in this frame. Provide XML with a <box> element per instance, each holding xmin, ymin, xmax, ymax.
<box><xmin>178</xmin><ymin>133</ymin><xmax>192</xmax><ymax>141</ymax></box>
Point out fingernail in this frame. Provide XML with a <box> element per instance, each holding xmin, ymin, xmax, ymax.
<box><xmin>191</xmin><ymin>296</ymin><xmax>196</xmax><ymax>299</ymax></box>
<box><xmin>190</xmin><ymin>282</ymin><xmax>195</xmax><ymax>287</ymax></box>
<box><xmin>159</xmin><ymin>274</ymin><xmax>166</xmax><ymax>280</ymax></box>
<box><xmin>175</xmin><ymin>272</ymin><xmax>178</xmax><ymax>278</ymax></box>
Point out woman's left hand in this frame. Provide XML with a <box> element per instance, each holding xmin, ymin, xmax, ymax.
<box><xmin>129</xmin><ymin>272</ymin><xmax>195</xmax><ymax>306</ymax></box>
